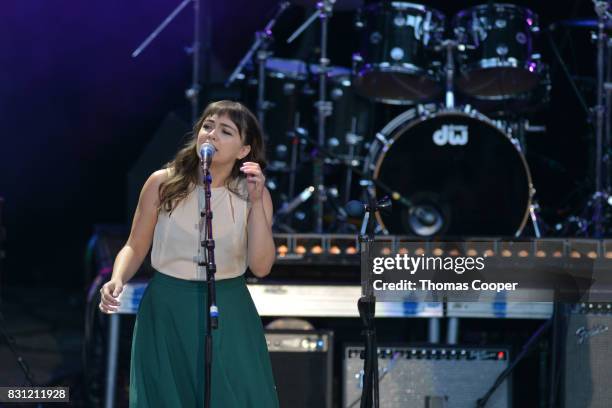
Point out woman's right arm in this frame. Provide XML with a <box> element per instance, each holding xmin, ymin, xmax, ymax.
<box><xmin>99</xmin><ymin>170</ymin><xmax>167</xmax><ymax>313</ymax></box>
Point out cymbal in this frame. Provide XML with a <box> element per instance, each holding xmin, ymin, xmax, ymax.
<box><xmin>265</xmin><ymin>58</ymin><xmax>351</xmax><ymax>80</ymax></box>
<box><xmin>559</xmin><ymin>18</ymin><xmax>612</xmax><ymax>29</ymax></box>
<box><xmin>291</xmin><ymin>0</ymin><xmax>363</xmax><ymax>12</ymax></box>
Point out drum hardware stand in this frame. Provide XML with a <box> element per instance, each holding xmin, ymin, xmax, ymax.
<box><xmin>131</xmin><ymin>0</ymin><xmax>204</xmax><ymax>124</ymax></box>
<box><xmin>591</xmin><ymin>0</ymin><xmax>612</xmax><ymax>237</ymax></box>
<box><xmin>272</xmin><ymin>113</ymin><xmax>310</xmax><ymax>232</ymax></box>
<box><xmin>225</xmin><ymin>2</ymin><xmax>291</xmax><ymax>133</ymax></box>
<box><xmin>441</xmin><ymin>39</ymin><xmax>458</xmax><ymax>109</ymax></box>
<box><xmin>528</xmin><ymin>202</ymin><xmax>543</xmax><ymax>238</ymax></box>
<box><xmin>510</xmin><ymin>121</ymin><xmax>546</xmax><ymax>238</ymax></box>
<box><xmin>273</xmin><ymin>184</ymin><xmax>355</xmax><ymax>233</ymax></box>
<box><xmin>273</xmin><ymin>186</ymin><xmax>316</xmax><ymax>233</ymax></box>
<box><xmin>288</xmin><ymin>113</ymin><xmax>306</xmax><ymax>204</ymax></box>
<box><xmin>344</xmin><ymin>117</ymin><xmax>364</xmax><ymax>205</ymax></box>
<box><xmin>287</xmin><ymin>0</ymin><xmax>336</xmax><ymax>233</ymax></box>
<box><xmin>298</xmin><ymin>129</ymin><xmax>415</xmax><ymax>233</ymax></box>
<box><xmin>566</xmin><ymin>1</ymin><xmax>612</xmax><ymax>237</ymax></box>
<box><xmin>437</xmin><ymin>39</ymin><xmax>472</xmax><ymax>109</ymax></box>
<box><xmin>272</xmin><ymin>113</ymin><xmax>356</xmax><ymax>233</ymax></box>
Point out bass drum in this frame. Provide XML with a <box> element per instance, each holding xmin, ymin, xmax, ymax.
<box><xmin>363</xmin><ymin>106</ymin><xmax>534</xmax><ymax>237</ymax></box>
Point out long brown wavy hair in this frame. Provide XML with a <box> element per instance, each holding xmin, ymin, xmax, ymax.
<box><xmin>158</xmin><ymin>100</ymin><xmax>266</xmax><ymax>213</ymax></box>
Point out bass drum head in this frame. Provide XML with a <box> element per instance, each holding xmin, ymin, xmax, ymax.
<box><xmin>367</xmin><ymin>107</ymin><xmax>532</xmax><ymax>237</ymax></box>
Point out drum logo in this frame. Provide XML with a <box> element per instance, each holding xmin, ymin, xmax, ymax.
<box><xmin>433</xmin><ymin>125</ymin><xmax>469</xmax><ymax>146</ymax></box>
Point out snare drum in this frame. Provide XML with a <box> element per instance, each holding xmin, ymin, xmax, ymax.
<box><xmin>363</xmin><ymin>105</ymin><xmax>534</xmax><ymax>237</ymax></box>
<box><xmin>453</xmin><ymin>4</ymin><xmax>544</xmax><ymax>99</ymax></box>
<box><xmin>353</xmin><ymin>2</ymin><xmax>445</xmax><ymax>105</ymax></box>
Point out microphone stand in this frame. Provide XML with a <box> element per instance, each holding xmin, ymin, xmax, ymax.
<box><xmin>357</xmin><ymin>196</ymin><xmax>385</xmax><ymax>408</ymax></box>
<box><xmin>476</xmin><ymin>318</ymin><xmax>552</xmax><ymax>408</ymax></box>
<box><xmin>199</xmin><ymin>163</ymin><xmax>218</xmax><ymax>408</ymax></box>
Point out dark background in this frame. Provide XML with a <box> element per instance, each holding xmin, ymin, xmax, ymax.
<box><xmin>0</xmin><ymin>0</ymin><xmax>601</xmax><ymax>287</ymax></box>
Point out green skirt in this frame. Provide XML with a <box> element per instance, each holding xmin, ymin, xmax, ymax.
<box><xmin>129</xmin><ymin>271</ymin><xmax>279</xmax><ymax>408</ymax></box>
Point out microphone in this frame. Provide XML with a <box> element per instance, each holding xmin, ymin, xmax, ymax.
<box><xmin>200</xmin><ymin>143</ymin><xmax>216</xmax><ymax>168</ymax></box>
<box><xmin>346</xmin><ymin>200</ymin><xmax>367</xmax><ymax>217</ymax></box>
<box><xmin>345</xmin><ymin>196</ymin><xmax>392</xmax><ymax>218</ymax></box>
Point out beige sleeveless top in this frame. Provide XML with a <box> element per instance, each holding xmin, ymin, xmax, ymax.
<box><xmin>151</xmin><ymin>179</ymin><xmax>249</xmax><ymax>281</ymax></box>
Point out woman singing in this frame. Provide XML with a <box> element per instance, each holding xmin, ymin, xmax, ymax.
<box><xmin>99</xmin><ymin>100</ymin><xmax>279</xmax><ymax>407</ymax></box>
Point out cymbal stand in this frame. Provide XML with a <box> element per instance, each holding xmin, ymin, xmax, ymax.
<box><xmin>287</xmin><ymin>0</ymin><xmax>336</xmax><ymax>233</ymax></box>
<box><xmin>225</xmin><ymin>2</ymin><xmax>291</xmax><ymax>131</ymax></box>
<box><xmin>591</xmin><ymin>0</ymin><xmax>611</xmax><ymax>237</ymax></box>
<box><xmin>131</xmin><ymin>0</ymin><xmax>203</xmax><ymax>124</ymax></box>
<box><xmin>572</xmin><ymin>1</ymin><xmax>612</xmax><ymax>237</ymax></box>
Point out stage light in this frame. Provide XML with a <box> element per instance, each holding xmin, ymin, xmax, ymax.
<box><xmin>518</xmin><ymin>250</ymin><xmax>529</xmax><ymax>258</ymax></box>
<box><xmin>329</xmin><ymin>245</ymin><xmax>341</xmax><ymax>255</ymax></box>
<box><xmin>295</xmin><ymin>245</ymin><xmax>306</xmax><ymax>255</ymax></box>
<box><xmin>433</xmin><ymin>248</ymin><xmax>443</xmax><ymax>256</ymax></box>
<box><xmin>501</xmin><ymin>249</ymin><xmax>512</xmax><ymax>257</ymax></box>
<box><xmin>345</xmin><ymin>246</ymin><xmax>357</xmax><ymax>255</ymax></box>
<box><xmin>277</xmin><ymin>245</ymin><xmax>288</xmax><ymax>257</ymax></box>
<box><xmin>310</xmin><ymin>245</ymin><xmax>323</xmax><ymax>254</ymax></box>
<box><xmin>536</xmin><ymin>250</ymin><xmax>546</xmax><ymax>258</ymax></box>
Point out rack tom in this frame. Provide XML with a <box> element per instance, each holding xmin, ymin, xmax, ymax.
<box><xmin>353</xmin><ymin>2</ymin><xmax>445</xmax><ymax>105</ymax></box>
<box><xmin>453</xmin><ymin>4</ymin><xmax>544</xmax><ymax>99</ymax></box>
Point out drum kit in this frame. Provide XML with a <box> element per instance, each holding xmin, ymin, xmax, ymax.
<box><xmin>226</xmin><ymin>1</ymin><xmax>609</xmax><ymax>238</ymax></box>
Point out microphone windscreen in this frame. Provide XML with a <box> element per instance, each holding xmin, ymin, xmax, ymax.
<box><xmin>345</xmin><ymin>200</ymin><xmax>365</xmax><ymax>217</ymax></box>
<box><xmin>200</xmin><ymin>143</ymin><xmax>215</xmax><ymax>162</ymax></box>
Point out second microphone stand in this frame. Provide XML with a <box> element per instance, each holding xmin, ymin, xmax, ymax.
<box><xmin>199</xmin><ymin>164</ymin><xmax>219</xmax><ymax>408</ymax></box>
<box><xmin>356</xmin><ymin>195</ymin><xmax>391</xmax><ymax>408</ymax></box>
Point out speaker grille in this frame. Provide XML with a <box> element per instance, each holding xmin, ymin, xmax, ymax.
<box><xmin>344</xmin><ymin>346</ymin><xmax>510</xmax><ymax>408</ymax></box>
<box><xmin>266</xmin><ymin>330</ymin><xmax>333</xmax><ymax>408</ymax></box>
<box><xmin>564</xmin><ymin>304</ymin><xmax>612</xmax><ymax>408</ymax></box>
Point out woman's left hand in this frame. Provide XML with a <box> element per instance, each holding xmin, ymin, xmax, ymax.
<box><xmin>241</xmin><ymin>161</ymin><xmax>265</xmax><ymax>202</ymax></box>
